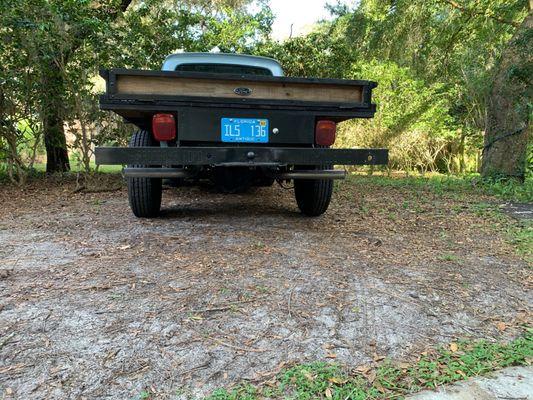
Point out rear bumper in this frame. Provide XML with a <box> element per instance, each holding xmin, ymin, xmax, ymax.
<box><xmin>122</xmin><ymin>167</ymin><xmax>348</xmax><ymax>180</ymax></box>
<box><xmin>95</xmin><ymin>146</ymin><xmax>388</xmax><ymax>167</ymax></box>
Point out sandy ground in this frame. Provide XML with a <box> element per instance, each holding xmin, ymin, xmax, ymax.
<box><xmin>0</xmin><ymin>176</ymin><xmax>530</xmax><ymax>399</ymax></box>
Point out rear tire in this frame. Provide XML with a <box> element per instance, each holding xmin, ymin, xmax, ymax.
<box><xmin>127</xmin><ymin>130</ymin><xmax>162</xmax><ymax>218</ymax></box>
<box><xmin>294</xmin><ymin>166</ymin><xmax>333</xmax><ymax>216</ymax></box>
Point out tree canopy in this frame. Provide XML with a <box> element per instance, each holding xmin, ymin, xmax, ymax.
<box><xmin>0</xmin><ymin>0</ymin><xmax>530</xmax><ymax>182</ymax></box>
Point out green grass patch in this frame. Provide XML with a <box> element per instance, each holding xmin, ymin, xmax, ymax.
<box><xmin>437</xmin><ymin>253</ymin><xmax>460</xmax><ymax>263</ymax></box>
<box><xmin>206</xmin><ymin>331</ymin><xmax>532</xmax><ymax>400</ymax></box>
<box><xmin>507</xmin><ymin>220</ymin><xmax>533</xmax><ymax>264</ymax></box>
<box><xmin>346</xmin><ymin>173</ymin><xmax>533</xmax><ymax>203</ymax></box>
<box><xmin>30</xmin><ymin>160</ymin><xmax>123</xmax><ymax>174</ymax></box>
<box><xmin>0</xmin><ymin>160</ymin><xmax>122</xmax><ymax>183</ymax></box>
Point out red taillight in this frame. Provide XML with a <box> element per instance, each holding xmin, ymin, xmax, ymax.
<box><xmin>152</xmin><ymin>113</ymin><xmax>176</xmax><ymax>141</ymax></box>
<box><xmin>315</xmin><ymin>120</ymin><xmax>336</xmax><ymax>146</ymax></box>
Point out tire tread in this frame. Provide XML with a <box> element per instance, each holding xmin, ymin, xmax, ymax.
<box><xmin>127</xmin><ymin>130</ymin><xmax>162</xmax><ymax>218</ymax></box>
<box><xmin>294</xmin><ymin>165</ymin><xmax>333</xmax><ymax>216</ymax></box>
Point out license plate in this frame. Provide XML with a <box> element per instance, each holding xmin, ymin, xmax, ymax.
<box><xmin>221</xmin><ymin>118</ymin><xmax>269</xmax><ymax>143</ymax></box>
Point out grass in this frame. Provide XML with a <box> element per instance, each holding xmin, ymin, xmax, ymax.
<box><xmin>438</xmin><ymin>253</ymin><xmax>460</xmax><ymax>262</ymax></box>
<box><xmin>0</xmin><ymin>160</ymin><xmax>122</xmax><ymax>183</ymax></box>
<box><xmin>30</xmin><ymin>160</ymin><xmax>123</xmax><ymax>174</ymax></box>
<box><xmin>345</xmin><ymin>172</ymin><xmax>533</xmax><ymax>203</ymax></box>
<box><xmin>206</xmin><ymin>330</ymin><xmax>532</xmax><ymax>400</ymax></box>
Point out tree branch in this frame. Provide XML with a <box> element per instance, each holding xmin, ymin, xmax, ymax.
<box><xmin>442</xmin><ymin>0</ymin><xmax>520</xmax><ymax>28</ymax></box>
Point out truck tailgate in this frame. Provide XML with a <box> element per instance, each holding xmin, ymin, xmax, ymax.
<box><xmin>99</xmin><ymin>69</ymin><xmax>377</xmax><ymax>120</ymax></box>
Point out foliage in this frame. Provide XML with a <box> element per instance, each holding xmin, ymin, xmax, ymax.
<box><xmin>0</xmin><ymin>0</ymin><xmax>530</xmax><ymax>183</ymax></box>
<box><xmin>207</xmin><ymin>330</ymin><xmax>532</xmax><ymax>399</ymax></box>
<box><xmin>336</xmin><ymin>61</ymin><xmax>459</xmax><ymax>172</ymax></box>
<box><xmin>256</xmin><ymin>0</ymin><xmax>530</xmax><ymax>176</ymax></box>
<box><xmin>0</xmin><ymin>0</ymin><xmax>272</xmax><ymax>182</ymax></box>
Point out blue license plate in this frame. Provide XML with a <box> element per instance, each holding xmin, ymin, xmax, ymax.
<box><xmin>221</xmin><ymin>118</ymin><xmax>269</xmax><ymax>143</ymax></box>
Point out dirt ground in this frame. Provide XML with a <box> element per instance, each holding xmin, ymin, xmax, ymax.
<box><xmin>0</xmin><ymin>175</ymin><xmax>530</xmax><ymax>399</ymax></box>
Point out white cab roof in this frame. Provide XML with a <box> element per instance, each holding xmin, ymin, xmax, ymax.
<box><xmin>162</xmin><ymin>52</ymin><xmax>284</xmax><ymax>76</ymax></box>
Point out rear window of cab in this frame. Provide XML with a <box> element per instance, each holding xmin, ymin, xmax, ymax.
<box><xmin>175</xmin><ymin>63</ymin><xmax>273</xmax><ymax>76</ymax></box>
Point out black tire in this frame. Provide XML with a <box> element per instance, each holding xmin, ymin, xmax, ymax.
<box><xmin>127</xmin><ymin>130</ymin><xmax>162</xmax><ymax>218</ymax></box>
<box><xmin>294</xmin><ymin>166</ymin><xmax>333</xmax><ymax>217</ymax></box>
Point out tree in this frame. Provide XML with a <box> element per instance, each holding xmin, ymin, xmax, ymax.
<box><xmin>309</xmin><ymin>0</ymin><xmax>530</xmax><ymax>176</ymax></box>
<box><xmin>1</xmin><ymin>0</ymin><xmax>268</xmax><ymax>176</ymax></box>
<box><xmin>481</xmin><ymin>12</ymin><xmax>532</xmax><ymax>180</ymax></box>
<box><xmin>1</xmin><ymin>0</ymin><xmax>133</xmax><ymax>173</ymax></box>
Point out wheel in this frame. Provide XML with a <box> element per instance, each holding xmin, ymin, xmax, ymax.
<box><xmin>127</xmin><ymin>130</ymin><xmax>162</xmax><ymax>218</ymax></box>
<box><xmin>294</xmin><ymin>166</ymin><xmax>333</xmax><ymax>216</ymax></box>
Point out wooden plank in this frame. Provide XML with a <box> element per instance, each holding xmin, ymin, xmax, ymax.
<box><xmin>115</xmin><ymin>75</ymin><xmax>363</xmax><ymax>104</ymax></box>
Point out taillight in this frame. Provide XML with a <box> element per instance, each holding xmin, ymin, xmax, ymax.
<box><xmin>152</xmin><ymin>113</ymin><xmax>176</xmax><ymax>141</ymax></box>
<box><xmin>315</xmin><ymin>120</ymin><xmax>336</xmax><ymax>146</ymax></box>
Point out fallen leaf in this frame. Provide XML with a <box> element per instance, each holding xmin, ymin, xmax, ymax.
<box><xmin>326</xmin><ymin>353</ymin><xmax>337</xmax><ymax>359</ymax></box>
<box><xmin>450</xmin><ymin>343</ymin><xmax>458</xmax><ymax>352</ymax></box>
<box><xmin>398</xmin><ymin>362</ymin><xmax>410</xmax><ymax>370</ymax></box>
<box><xmin>367</xmin><ymin>369</ymin><xmax>377</xmax><ymax>384</ymax></box>
<box><xmin>456</xmin><ymin>370</ymin><xmax>466</xmax><ymax>378</ymax></box>
<box><xmin>328</xmin><ymin>377</ymin><xmax>347</xmax><ymax>384</ymax></box>
<box><xmin>354</xmin><ymin>366</ymin><xmax>371</xmax><ymax>374</ymax></box>
<box><xmin>496</xmin><ymin>321</ymin><xmax>507</xmax><ymax>331</ymax></box>
<box><xmin>325</xmin><ymin>387</ymin><xmax>332</xmax><ymax>399</ymax></box>
<box><xmin>303</xmin><ymin>371</ymin><xmax>314</xmax><ymax>381</ymax></box>
<box><xmin>374</xmin><ymin>381</ymin><xmax>386</xmax><ymax>393</ymax></box>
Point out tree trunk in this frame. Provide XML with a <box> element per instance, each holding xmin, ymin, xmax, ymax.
<box><xmin>481</xmin><ymin>13</ymin><xmax>532</xmax><ymax>180</ymax></box>
<box><xmin>41</xmin><ymin>61</ymin><xmax>70</xmax><ymax>173</ymax></box>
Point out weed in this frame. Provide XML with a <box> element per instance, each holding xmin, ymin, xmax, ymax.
<box><xmin>136</xmin><ymin>391</ymin><xmax>151</xmax><ymax>400</ymax></box>
<box><xmin>359</xmin><ymin>202</ymin><xmax>370</xmax><ymax>215</ymax></box>
<box><xmin>438</xmin><ymin>253</ymin><xmax>460</xmax><ymax>262</ymax></box>
<box><xmin>255</xmin><ymin>285</ymin><xmax>270</xmax><ymax>294</ymax></box>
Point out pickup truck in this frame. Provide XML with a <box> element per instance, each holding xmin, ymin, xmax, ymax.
<box><xmin>95</xmin><ymin>52</ymin><xmax>388</xmax><ymax>217</ymax></box>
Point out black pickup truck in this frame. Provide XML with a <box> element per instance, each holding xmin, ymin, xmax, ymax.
<box><xmin>95</xmin><ymin>52</ymin><xmax>388</xmax><ymax>217</ymax></box>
